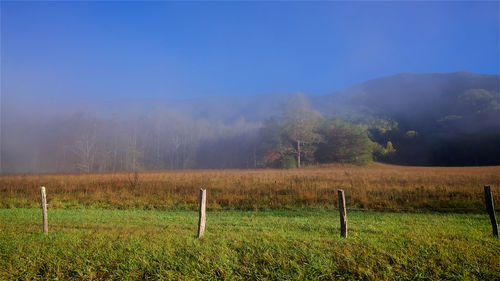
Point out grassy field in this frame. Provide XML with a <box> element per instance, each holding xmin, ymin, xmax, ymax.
<box><xmin>1</xmin><ymin>208</ymin><xmax>499</xmax><ymax>280</ymax></box>
<box><xmin>2</xmin><ymin>165</ymin><xmax>499</xmax><ymax>279</ymax></box>
<box><xmin>1</xmin><ymin>164</ymin><xmax>499</xmax><ymax>211</ymax></box>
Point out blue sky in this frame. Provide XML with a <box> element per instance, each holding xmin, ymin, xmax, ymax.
<box><xmin>1</xmin><ymin>1</ymin><xmax>499</xmax><ymax>101</ymax></box>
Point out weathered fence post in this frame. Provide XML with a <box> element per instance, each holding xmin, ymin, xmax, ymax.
<box><xmin>197</xmin><ymin>189</ymin><xmax>207</xmax><ymax>238</ymax></box>
<box><xmin>338</xmin><ymin>189</ymin><xmax>347</xmax><ymax>238</ymax></box>
<box><xmin>40</xmin><ymin>186</ymin><xmax>48</xmax><ymax>234</ymax></box>
<box><xmin>484</xmin><ymin>185</ymin><xmax>498</xmax><ymax>237</ymax></box>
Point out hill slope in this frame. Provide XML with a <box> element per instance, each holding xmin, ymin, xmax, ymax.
<box><xmin>313</xmin><ymin>72</ymin><xmax>500</xmax><ymax>165</ymax></box>
<box><xmin>315</xmin><ymin>72</ymin><xmax>499</xmax><ymax>132</ymax></box>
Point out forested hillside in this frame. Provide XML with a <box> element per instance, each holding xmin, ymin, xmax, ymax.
<box><xmin>2</xmin><ymin>72</ymin><xmax>498</xmax><ymax>173</ymax></box>
<box><xmin>316</xmin><ymin>72</ymin><xmax>500</xmax><ymax>165</ymax></box>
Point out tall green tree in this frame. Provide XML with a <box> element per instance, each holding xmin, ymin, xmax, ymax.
<box><xmin>315</xmin><ymin>119</ymin><xmax>373</xmax><ymax>165</ymax></box>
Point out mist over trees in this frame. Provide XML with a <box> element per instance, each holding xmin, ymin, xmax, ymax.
<box><xmin>256</xmin><ymin>93</ymin><xmax>373</xmax><ymax>168</ymax></box>
<box><xmin>1</xmin><ymin>72</ymin><xmax>499</xmax><ymax>173</ymax></box>
<box><xmin>1</xmin><ymin>94</ymin><xmax>373</xmax><ymax>173</ymax></box>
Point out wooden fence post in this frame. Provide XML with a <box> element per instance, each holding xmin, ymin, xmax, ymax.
<box><xmin>338</xmin><ymin>189</ymin><xmax>347</xmax><ymax>238</ymax></box>
<box><xmin>40</xmin><ymin>186</ymin><xmax>48</xmax><ymax>234</ymax></box>
<box><xmin>197</xmin><ymin>189</ymin><xmax>207</xmax><ymax>238</ymax></box>
<box><xmin>484</xmin><ymin>185</ymin><xmax>498</xmax><ymax>237</ymax></box>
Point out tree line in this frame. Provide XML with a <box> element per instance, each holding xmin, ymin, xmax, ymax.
<box><xmin>1</xmin><ymin>93</ymin><xmax>376</xmax><ymax>173</ymax></box>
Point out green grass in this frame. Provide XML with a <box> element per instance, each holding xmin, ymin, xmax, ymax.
<box><xmin>1</xmin><ymin>208</ymin><xmax>499</xmax><ymax>280</ymax></box>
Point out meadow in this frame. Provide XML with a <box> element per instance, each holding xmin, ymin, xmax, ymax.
<box><xmin>1</xmin><ymin>164</ymin><xmax>499</xmax><ymax>211</ymax></box>
<box><xmin>1</xmin><ymin>209</ymin><xmax>499</xmax><ymax>280</ymax></box>
<box><xmin>1</xmin><ymin>164</ymin><xmax>499</xmax><ymax>280</ymax></box>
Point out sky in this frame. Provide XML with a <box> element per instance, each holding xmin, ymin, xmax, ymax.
<box><xmin>1</xmin><ymin>1</ymin><xmax>499</xmax><ymax>102</ymax></box>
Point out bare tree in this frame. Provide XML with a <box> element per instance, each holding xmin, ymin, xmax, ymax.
<box><xmin>283</xmin><ymin>93</ymin><xmax>322</xmax><ymax>168</ymax></box>
<box><xmin>71</xmin><ymin>127</ymin><xmax>97</xmax><ymax>173</ymax></box>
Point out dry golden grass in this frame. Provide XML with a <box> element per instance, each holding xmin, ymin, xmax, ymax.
<box><xmin>1</xmin><ymin>163</ymin><xmax>499</xmax><ymax>211</ymax></box>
